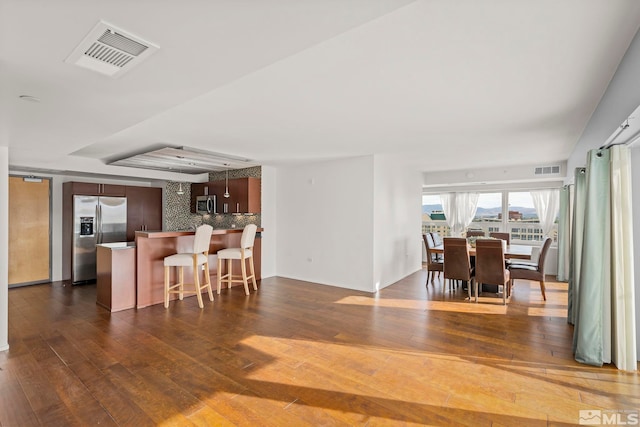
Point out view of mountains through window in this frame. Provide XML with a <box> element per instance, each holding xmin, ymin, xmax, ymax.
<box><xmin>421</xmin><ymin>192</ymin><xmax>539</xmax><ymax>221</ymax></box>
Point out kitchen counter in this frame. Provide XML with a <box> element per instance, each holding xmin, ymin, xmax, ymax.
<box><xmin>136</xmin><ymin>227</ymin><xmax>261</xmax><ymax>238</ymax></box>
<box><xmin>134</xmin><ymin>227</ymin><xmax>262</xmax><ymax>308</ymax></box>
<box><xmin>97</xmin><ymin>242</ymin><xmax>137</xmax><ymax>249</ymax></box>
<box><xmin>96</xmin><ymin>242</ymin><xmax>136</xmax><ymax>312</ymax></box>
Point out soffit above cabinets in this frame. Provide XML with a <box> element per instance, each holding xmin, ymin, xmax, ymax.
<box><xmin>108</xmin><ymin>146</ymin><xmax>257</xmax><ymax>174</ymax></box>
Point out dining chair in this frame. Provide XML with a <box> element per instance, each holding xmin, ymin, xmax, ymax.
<box><xmin>508</xmin><ymin>237</ymin><xmax>552</xmax><ymax>301</ymax></box>
<box><xmin>474</xmin><ymin>238</ymin><xmax>511</xmax><ymax>305</ymax></box>
<box><xmin>443</xmin><ymin>237</ymin><xmax>474</xmax><ymax>297</ymax></box>
<box><xmin>217</xmin><ymin>224</ymin><xmax>258</xmax><ymax>295</ymax></box>
<box><xmin>429</xmin><ymin>232</ymin><xmax>444</xmax><ymax>261</ymax></box>
<box><xmin>163</xmin><ymin>224</ymin><xmax>214</xmax><ymax>309</ymax></box>
<box><xmin>489</xmin><ymin>232</ymin><xmax>510</xmax><ymax>245</ymax></box>
<box><xmin>466</xmin><ymin>230</ymin><xmax>485</xmax><ymax>238</ymax></box>
<box><xmin>423</xmin><ymin>234</ymin><xmax>443</xmax><ymax>285</ymax></box>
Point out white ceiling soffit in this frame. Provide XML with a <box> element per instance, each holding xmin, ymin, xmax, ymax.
<box><xmin>64</xmin><ymin>20</ymin><xmax>159</xmax><ymax>78</ymax></box>
<box><xmin>109</xmin><ymin>146</ymin><xmax>257</xmax><ymax>174</ymax></box>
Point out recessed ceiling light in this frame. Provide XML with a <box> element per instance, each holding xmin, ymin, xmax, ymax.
<box><xmin>19</xmin><ymin>95</ymin><xmax>41</xmax><ymax>103</ymax></box>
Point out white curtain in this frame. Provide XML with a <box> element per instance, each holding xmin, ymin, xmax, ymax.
<box><xmin>440</xmin><ymin>193</ymin><xmax>457</xmax><ymax>234</ymax></box>
<box><xmin>571</xmin><ymin>146</ymin><xmax>636</xmax><ymax>371</ymax></box>
<box><xmin>440</xmin><ymin>192</ymin><xmax>479</xmax><ymax>237</ymax></box>
<box><xmin>556</xmin><ymin>186</ymin><xmax>571</xmax><ymax>282</ymax></box>
<box><xmin>456</xmin><ymin>193</ymin><xmax>479</xmax><ymax>236</ymax></box>
<box><xmin>609</xmin><ymin>146</ymin><xmax>636</xmax><ymax>371</ymax></box>
<box><xmin>531</xmin><ymin>189</ymin><xmax>560</xmax><ymax>238</ymax></box>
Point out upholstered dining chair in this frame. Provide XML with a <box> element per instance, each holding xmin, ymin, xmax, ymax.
<box><xmin>217</xmin><ymin>224</ymin><xmax>258</xmax><ymax>296</ymax></box>
<box><xmin>429</xmin><ymin>232</ymin><xmax>444</xmax><ymax>261</ymax></box>
<box><xmin>466</xmin><ymin>230</ymin><xmax>485</xmax><ymax>238</ymax></box>
<box><xmin>508</xmin><ymin>237</ymin><xmax>552</xmax><ymax>301</ymax></box>
<box><xmin>443</xmin><ymin>237</ymin><xmax>474</xmax><ymax>297</ymax></box>
<box><xmin>163</xmin><ymin>224</ymin><xmax>214</xmax><ymax>309</ymax></box>
<box><xmin>474</xmin><ymin>238</ymin><xmax>511</xmax><ymax>305</ymax></box>
<box><xmin>489</xmin><ymin>232</ymin><xmax>510</xmax><ymax>245</ymax></box>
<box><xmin>423</xmin><ymin>233</ymin><xmax>444</xmax><ymax>284</ymax></box>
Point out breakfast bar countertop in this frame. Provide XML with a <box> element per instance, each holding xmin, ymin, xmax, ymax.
<box><xmin>136</xmin><ymin>228</ymin><xmax>263</xmax><ymax>238</ymax></box>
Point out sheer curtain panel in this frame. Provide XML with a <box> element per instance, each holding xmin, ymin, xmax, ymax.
<box><xmin>557</xmin><ymin>186</ymin><xmax>571</xmax><ymax>282</ymax></box>
<box><xmin>440</xmin><ymin>193</ymin><xmax>479</xmax><ymax>237</ymax></box>
<box><xmin>609</xmin><ymin>146</ymin><xmax>636</xmax><ymax>371</ymax></box>
<box><xmin>531</xmin><ymin>189</ymin><xmax>560</xmax><ymax>238</ymax></box>
<box><xmin>440</xmin><ymin>193</ymin><xmax>457</xmax><ymax>235</ymax></box>
<box><xmin>455</xmin><ymin>193</ymin><xmax>479</xmax><ymax>237</ymax></box>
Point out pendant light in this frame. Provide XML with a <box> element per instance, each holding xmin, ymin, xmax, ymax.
<box><xmin>176</xmin><ymin>167</ymin><xmax>185</xmax><ymax>195</ymax></box>
<box><xmin>224</xmin><ymin>170</ymin><xmax>230</xmax><ymax>198</ymax></box>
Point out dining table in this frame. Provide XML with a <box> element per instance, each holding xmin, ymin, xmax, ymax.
<box><xmin>430</xmin><ymin>243</ymin><xmax>532</xmax><ymax>260</ymax></box>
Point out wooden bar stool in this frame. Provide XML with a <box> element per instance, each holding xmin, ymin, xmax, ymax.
<box><xmin>163</xmin><ymin>224</ymin><xmax>214</xmax><ymax>308</ymax></box>
<box><xmin>217</xmin><ymin>224</ymin><xmax>258</xmax><ymax>296</ymax></box>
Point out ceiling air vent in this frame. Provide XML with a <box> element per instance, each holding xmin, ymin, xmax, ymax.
<box><xmin>534</xmin><ymin>165</ymin><xmax>561</xmax><ymax>175</ymax></box>
<box><xmin>65</xmin><ymin>21</ymin><xmax>159</xmax><ymax>78</ymax></box>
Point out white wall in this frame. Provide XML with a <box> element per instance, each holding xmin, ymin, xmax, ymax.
<box><xmin>275</xmin><ymin>156</ymin><xmax>375</xmax><ymax>292</ymax></box>
<box><xmin>566</xmin><ymin>28</ymin><xmax>640</xmax><ymax>360</ymax></box>
<box><xmin>260</xmin><ymin>166</ymin><xmax>277</xmax><ymax>279</ymax></box>
<box><xmin>1</xmin><ymin>147</ymin><xmax>9</xmax><ymax>351</ymax></box>
<box><xmin>373</xmin><ymin>154</ymin><xmax>422</xmax><ymax>290</ymax></box>
<box><xmin>567</xmin><ymin>29</ymin><xmax>640</xmax><ymax>179</ymax></box>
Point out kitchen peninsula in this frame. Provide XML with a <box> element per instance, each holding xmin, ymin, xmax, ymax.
<box><xmin>131</xmin><ymin>228</ymin><xmax>262</xmax><ymax>308</ymax></box>
<box><xmin>136</xmin><ymin>228</ymin><xmax>263</xmax><ymax>308</ymax></box>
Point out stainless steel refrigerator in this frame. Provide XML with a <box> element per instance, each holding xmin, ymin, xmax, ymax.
<box><xmin>72</xmin><ymin>195</ymin><xmax>127</xmax><ymax>284</ymax></box>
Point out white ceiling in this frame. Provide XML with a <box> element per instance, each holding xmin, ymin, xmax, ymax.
<box><xmin>2</xmin><ymin>0</ymin><xmax>640</xmax><ymax>182</ymax></box>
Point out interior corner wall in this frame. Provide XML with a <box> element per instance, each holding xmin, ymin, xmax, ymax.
<box><xmin>373</xmin><ymin>155</ymin><xmax>423</xmax><ymax>290</ymax></box>
<box><xmin>260</xmin><ymin>165</ymin><xmax>277</xmax><ymax>279</ymax></box>
<box><xmin>275</xmin><ymin>156</ymin><xmax>375</xmax><ymax>292</ymax></box>
<box><xmin>0</xmin><ymin>147</ymin><xmax>9</xmax><ymax>351</ymax></box>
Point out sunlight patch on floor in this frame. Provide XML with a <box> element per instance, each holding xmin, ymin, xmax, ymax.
<box><xmin>526</xmin><ymin>307</ymin><xmax>568</xmax><ymax>317</ymax></box>
<box><xmin>334</xmin><ymin>295</ymin><xmax>508</xmax><ymax>314</ymax></box>
<box><xmin>233</xmin><ymin>335</ymin><xmax>585</xmax><ymax>422</ymax></box>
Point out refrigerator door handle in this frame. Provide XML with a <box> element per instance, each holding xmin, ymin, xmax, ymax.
<box><xmin>97</xmin><ymin>204</ymin><xmax>102</xmax><ymax>244</ymax></box>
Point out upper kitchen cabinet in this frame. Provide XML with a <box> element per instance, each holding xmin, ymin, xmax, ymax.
<box><xmin>65</xmin><ymin>181</ymin><xmax>126</xmax><ymax>197</ymax></box>
<box><xmin>228</xmin><ymin>177</ymin><xmax>261</xmax><ymax>214</ymax></box>
<box><xmin>190</xmin><ymin>183</ymin><xmax>208</xmax><ymax>213</ymax></box>
<box><xmin>191</xmin><ymin>178</ymin><xmax>260</xmax><ymax>214</ymax></box>
<box><xmin>125</xmin><ymin>186</ymin><xmax>163</xmax><ymax>240</ymax></box>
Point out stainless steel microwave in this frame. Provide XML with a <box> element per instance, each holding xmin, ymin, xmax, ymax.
<box><xmin>196</xmin><ymin>195</ymin><xmax>216</xmax><ymax>215</ymax></box>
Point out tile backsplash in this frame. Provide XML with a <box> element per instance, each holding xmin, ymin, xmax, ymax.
<box><xmin>164</xmin><ymin>166</ymin><xmax>261</xmax><ymax>231</ymax></box>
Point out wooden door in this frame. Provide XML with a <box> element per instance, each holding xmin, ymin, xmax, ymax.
<box><xmin>8</xmin><ymin>176</ymin><xmax>51</xmax><ymax>286</ymax></box>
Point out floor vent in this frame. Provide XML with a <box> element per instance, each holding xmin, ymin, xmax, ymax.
<box><xmin>65</xmin><ymin>21</ymin><xmax>159</xmax><ymax>78</ymax></box>
<box><xmin>534</xmin><ymin>165</ymin><xmax>561</xmax><ymax>175</ymax></box>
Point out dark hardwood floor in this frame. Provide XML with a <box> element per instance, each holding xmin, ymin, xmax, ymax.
<box><xmin>1</xmin><ymin>269</ymin><xmax>638</xmax><ymax>426</ymax></box>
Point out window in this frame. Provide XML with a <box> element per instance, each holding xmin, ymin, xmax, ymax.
<box><xmin>422</xmin><ymin>189</ymin><xmax>558</xmax><ymax>244</ymax></box>
<box><xmin>469</xmin><ymin>192</ymin><xmax>502</xmax><ymax>236</ymax></box>
<box><xmin>421</xmin><ymin>194</ymin><xmax>450</xmax><ymax>236</ymax></box>
<box><xmin>507</xmin><ymin>192</ymin><xmax>557</xmax><ymax>243</ymax></box>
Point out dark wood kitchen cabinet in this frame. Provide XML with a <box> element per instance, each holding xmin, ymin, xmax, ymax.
<box><xmin>193</xmin><ymin>178</ymin><xmax>260</xmax><ymax>214</ymax></box>
<box><xmin>190</xmin><ymin>183</ymin><xmax>208</xmax><ymax>213</ymax></box>
<box><xmin>65</xmin><ymin>181</ymin><xmax>126</xmax><ymax>197</ymax></box>
<box><xmin>125</xmin><ymin>186</ymin><xmax>162</xmax><ymax>240</ymax></box>
<box><xmin>228</xmin><ymin>177</ymin><xmax>261</xmax><ymax>213</ymax></box>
